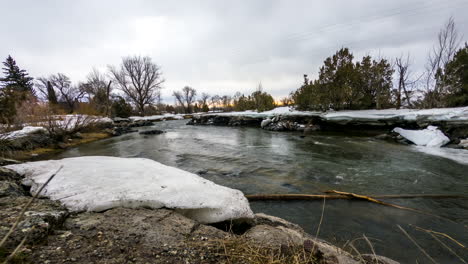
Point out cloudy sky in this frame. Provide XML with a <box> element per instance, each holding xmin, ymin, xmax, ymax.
<box><xmin>2</xmin><ymin>0</ymin><xmax>467</xmax><ymax>103</ymax></box>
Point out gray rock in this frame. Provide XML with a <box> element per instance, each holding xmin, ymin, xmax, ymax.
<box><xmin>0</xmin><ymin>181</ymin><xmax>25</xmax><ymax>197</ymax></box>
<box><xmin>0</xmin><ymin>158</ymin><xmax>21</xmax><ymax>166</ymax></box>
<box><xmin>0</xmin><ymin>167</ymin><xmax>22</xmax><ymax>182</ymax></box>
<box><xmin>139</xmin><ymin>129</ymin><xmax>165</xmax><ymax>135</ymax></box>
<box><xmin>361</xmin><ymin>254</ymin><xmax>400</xmax><ymax>264</ymax></box>
<box><xmin>0</xmin><ymin>196</ymin><xmax>68</xmax><ymax>248</ymax></box>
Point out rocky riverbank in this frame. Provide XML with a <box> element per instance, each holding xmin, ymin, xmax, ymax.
<box><xmin>0</xmin><ymin>116</ymin><xmax>174</xmax><ymax>161</ymax></box>
<box><xmin>0</xmin><ymin>163</ymin><xmax>398</xmax><ymax>264</ymax></box>
<box><xmin>187</xmin><ymin>107</ymin><xmax>468</xmax><ymax>149</ymax></box>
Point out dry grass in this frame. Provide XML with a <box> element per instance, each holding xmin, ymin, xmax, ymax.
<box><xmin>189</xmin><ymin>236</ymin><xmax>322</xmax><ymax>264</ymax></box>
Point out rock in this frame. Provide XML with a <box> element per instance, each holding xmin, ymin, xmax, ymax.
<box><xmin>0</xmin><ymin>157</ymin><xmax>21</xmax><ymax>166</ymax></box>
<box><xmin>139</xmin><ymin>129</ymin><xmax>165</xmax><ymax>135</ymax></box>
<box><xmin>0</xmin><ymin>196</ymin><xmax>68</xmax><ymax>249</ymax></box>
<box><xmin>304</xmin><ymin>124</ymin><xmax>321</xmax><ymax>133</ymax></box>
<box><xmin>261</xmin><ymin>118</ymin><xmax>272</xmax><ymax>128</ymax></box>
<box><xmin>72</xmin><ymin>132</ymin><xmax>83</xmax><ymax>139</ymax></box>
<box><xmin>459</xmin><ymin>139</ymin><xmax>468</xmax><ymax>149</ymax></box>
<box><xmin>362</xmin><ymin>254</ymin><xmax>400</xmax><ymax>264</ymax></box>
<box><xmin>0</xmin><ymin>181</ymin><xmax>25</xmax><ymax>197</ymax></box>
<box><xmin>57</xmin><ymin>142</ymin><xmax>68</xmax><ymax>149</ymax></box>
<box><xmin>245</xmin><ymin>224</ymin><xmax>305</xmax><ymax>246</ymax></box>
<box><xmin>130</xmin><ymin>120</ymin><xmax>154</xmax><ymax>127</ymax></box>
<box><xmin>112</xmin><ymin>117</ymin><xmax>131</xmax><ymax>123</ymax></box>
<box><xmin>6</xmin><ymin>132</ymin><xmax>54</xmax><ymax>151</ymax></box>
<box><xmin>0</xmin><ymin>167</ymin><xmax>22</xmax><ymax>182</ymax></box>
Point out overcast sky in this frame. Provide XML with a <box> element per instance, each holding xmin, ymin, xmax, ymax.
<box><xmin>1</xmin><ymin>0</ymin><xmax>467</xmax><ymax>103</ymax></box>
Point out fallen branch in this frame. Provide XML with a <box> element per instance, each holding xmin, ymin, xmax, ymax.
<box><xmin>324</xmin><ymin>190</ymin><xmax>450</xmax><ymax>221</ymax></box>
<box><xmin>245</xmin><ymin>193</ymin><xmax>467</xmax><ymax>201</ymax></box>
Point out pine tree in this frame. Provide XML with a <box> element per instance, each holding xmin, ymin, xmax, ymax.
<box><xmin>46</xmin><ymin>81</ymin><xmax>58</xmax><ymax>104</ymax></box>
<box><xmin>444</xmin><ymin>43</ymin><xmax>468</xmax><ymax>106</ymax></box>
<box><xmin>0</xmin><ymin>55</ymin><xmax>34</xmax><ymax>96</ymax></box>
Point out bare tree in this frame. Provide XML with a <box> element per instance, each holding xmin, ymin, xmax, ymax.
<box><xmin>395</xmin><ymin>54</ymin><xmax>421</xmax><ymax>109</ymax></box>
<box><xmin>198</xmin><ymin>92</ymin><xmax>210</xmax><ymax>106</ymax></box>
<box><xmin>51</xmin><ymin>73</ymin><xmax>85</xmax><ymax>113</ymax></box>
<box><xmin>173</xmin><ymin>86</ymin><xmax>197</xmax><ymax>113</ymax></box>
<box><xmin>424</xmin><ymin>17</ymin><xmax>461</xmax><ymax>107</ymax></box>
<box><xmin>210</xmin><ymin>95</ymin><xmax>221</xmax><ymax>111</ymax></box>
<box><xmin>109</xmin><ymin>56</ymin><xmax>164</xmax><ymax>116</ymax></box>
<box><xmin>221</xmin><ymin>95</ymin><xmax>232</xmax><ymax>111</ymax></box>
<box><xmin>36</xmin><ymin>73</ymin><xmax>85</xmax><ymax>113</ymax></box>
<box><xmin>81</xmin><ymin>69</ymin><xmax>112</xmax><ymax>115</ymax></box>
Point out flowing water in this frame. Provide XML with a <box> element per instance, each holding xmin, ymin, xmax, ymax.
<box><xmin>49</xmin><ymin>120</ymin><xmax>467</xmax><ymax>263</ymax></box>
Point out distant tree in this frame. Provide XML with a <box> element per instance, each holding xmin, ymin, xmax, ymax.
<box><xmin>81</xmin><ymin>69</ymin><xmax>112</xmax><ymax>115</ymax></box>
<box><xmin>251</xmin><ymin>83</ymin><xmax>275</xmax><ymax>112</ymax></box>
<box><xmin>423</xmin><ymin>17</ymin><xmax>461</xmax><ymax>108</ymax></box>
<box><xmin>165</xmin><ymin>104</ymin><xmax>175</xmax><ymax>113</ymax></box>
<box><xmin>441</xmin><ymin>43</ymin><xmax>468</xmax><ymax>106</ymax></box>
<box><xmin>210</xmin><ymin>95</ymin><xmax>221</xmax><ymax>111</ymax></box>
<box><xmin>394</xmin><ymin>54</ymin><xmax>420</xmax><ymax>109</ymax></box>
<box><xmin>111</xmin><ymin>96</ymin><xmax>133</xmax><ymax>118</ymax></box>
<box><xmin>0</xmin><ymin>55</ymin><xmax>35</xmax><ymax>123</ymax></box>
<box><xmin>173</xmin><ymin>86</ymin><xmax>197</xmax><ymax>113</ymax></box>
<box><xmin>41</xmin><ymin>73</ymin><xmax>85</xmax><ymax>113</ymax></box>
<box><xmin>280</xmin><ymin>96</ymin><xmax>292</xmax><ymax>106</ymax></box>
<box><xmin>0</xmin><ymin>55</ymin><xmax>34</xmax><ymax>96</ymax></box>
<box><xmin>198</xmin><ymin>92</ymin><xmax>210</xmax><ymax>112</ymax></box>
<box><xmin>109</xmin><ymin>56</ymin><xmax>164</xmax><ymax>116</ymax></box>
<box><xmin>221</xmin><ymin>95</ymin><xmax>232</xmax><ymax>111</ymax></box>
<box><xmin>293</xmin><ymin>48</ymin><xmax>394</xmax><ymax>110</ymax></box>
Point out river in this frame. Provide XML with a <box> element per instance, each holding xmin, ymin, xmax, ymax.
<box><xmin>49</xmin><ymin>120</ymin><xmax>468</xmax><ymax>263</ymax></box>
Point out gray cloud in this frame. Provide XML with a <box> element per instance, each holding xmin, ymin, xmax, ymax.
<box><xmin>1</xmin><ymin>0</ymin><xmax>467</xmax><ymax>103</ymax></box>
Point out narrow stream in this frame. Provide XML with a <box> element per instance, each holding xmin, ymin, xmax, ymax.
<box><xmin>48</xmin><ymin>120</ymin><xmax>468</xmax><ymax>263</ymax></box>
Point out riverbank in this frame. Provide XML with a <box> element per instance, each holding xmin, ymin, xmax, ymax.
<box><xmin>0</xmin><ymin>114</ymin><xmax>191</xmax><ymax>161</ymax></box>
<box><xmin>188</xmin><ymin>107</ymin><xmax>468</xmax><ymax>149</ymax></box>
<box><xmin>0</xmin><ymin>162</ymin><xmax>398</xmax><ymax>264</ymax></box>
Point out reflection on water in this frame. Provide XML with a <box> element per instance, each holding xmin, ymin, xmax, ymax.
<box><xmin>50</xmin><ymin>120</ymin><xmax>468</xmax><ymax>263</ymax></box>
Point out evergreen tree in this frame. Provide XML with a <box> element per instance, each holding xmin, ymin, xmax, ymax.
<box><xmin>46</xmin><ymin>81</ymin><xmax>58</xmax><ymax>104</ymax></box>
<box><xmin>0</xmin><ymin>55</ymin><xmax>34</xmax><ymax>96</ymax></box>
<box><xmin>0</xmin><ymin>55</ymin><xmax>35</xmax><ymax>123</ymax></box>
<box><xmin>292</xmin><ymin>48</ymin><xmax>394</xmax><ymax>111</ymax></box>
<box><xmin>443</xmin><ymin>43</ymin><xmax>468</xmax><ymax>106</ymax></box>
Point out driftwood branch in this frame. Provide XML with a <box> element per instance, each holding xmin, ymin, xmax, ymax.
<box><xmin>245</xmin><ymin>193</ymin><xmax>467</xmax><ymax>201</ymax></box>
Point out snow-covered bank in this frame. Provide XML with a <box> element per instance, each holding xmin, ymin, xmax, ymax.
<box><xmin>0</xmin><ymin>115</ymin><xmax>113</xmax><ymax>140</ymax></box>
<box><xmin>129</xmin><ymin>113</ymin><xmax>186</xmax><ymax>121</ymax></box>
<box><xmin>392</xmin><ymin>126</ymin><xmax>450</xmax><ymax>147</ymax></box>
<box><xmin>413</xmin><ymin>146</ymin><xmax>468</xmax><ymax>165</ymax></box>
<box><xmin>5</xmin><ymin>156</ymin><xmax>254</xmax><ymax>223</ymax></box>
<box><xmin>199</xmin><ymin>106</ymin><xmax>468</xmax><ymax>123</ymax></box>
<box><xmin>0</xmin><ymin>126</ymin><xmax>47</xmax><ymax>140</ymax></box>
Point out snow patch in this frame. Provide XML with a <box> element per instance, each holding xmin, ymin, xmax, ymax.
<box><xmin>199</xmin><ymin>106</ymin><xmax>468</xmax><ymax>123</ymax></box>
<box><xmin>414</xmin><ymin>146</ymin><xmax>468</xmax><ymax>165</ymax></box>
<box><xmin>0</xmin><ymin>126</ymin><xmax>47</xmax><ymax>140</ymax></box>
<box><xmin>130</xmin><ymin>113</ymin><xmax>186</xmax><ymax>121</ymax></box>
<box><xmin>5</xmin><ymin>156</ymin><xmax>254</xmax><ymax>223</ymax></box>
<box><xmin>392</xmin><ymin>126</ymin><xmax>450</xmax><ymax>147</ymax></box>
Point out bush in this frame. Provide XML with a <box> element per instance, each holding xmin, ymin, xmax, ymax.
<box><xmin>111</xmin><ymin>96</ymin><xmax>133</xmax><ymax>118</ymax></box>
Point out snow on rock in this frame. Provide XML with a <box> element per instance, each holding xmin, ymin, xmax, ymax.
<box><xmin>414</xmin><ymin>146</ymin><xmax>468</xmax><ymax>165</ymax></box>
<box><xmin>199</xmin><ymin>106</ymin><xmax>468</xmax><ymax>124</ymax></box>
<box><xmin>392</xmin><ymin>126</ymin><xmax>450</xmax><ymax>147</ymax></box>
<box><xmin>322</xmin><ymin>106</ymin><xmax>468</xmax><ymax>122</ymax></box>
<box><xmin>0</xmin><ymin>126</ymin><xmax>47</xmax><ymax>140</ymax></box>
<box><xmin>5</xmin><ymin>156</ymin><xmax>254</xmax><ymax>223</ymax></box>
<box><xmin>130</xmin><ymin>113</ymin><xmax>186</xmax><ymax>121</ymax></box>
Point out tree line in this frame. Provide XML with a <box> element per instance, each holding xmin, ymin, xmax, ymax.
<box><xmin>291</xmin><ymin>17</ymin><xmax>468</xmax><ymax>111</ymax></box>
<box><xmin>1</xmin><ymin>17</ymin><xmax>466</xmax><ymax>125</ymax></box>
